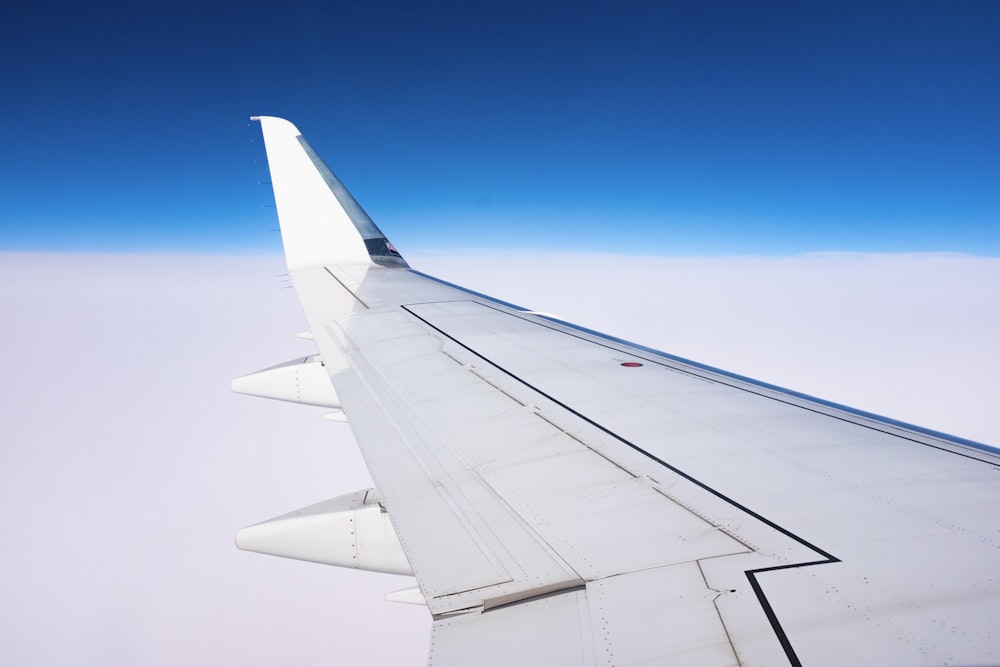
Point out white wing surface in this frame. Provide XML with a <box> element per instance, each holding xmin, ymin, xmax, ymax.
<box><xmin>235</xmin><ymin>117</ymin><xmax>1000</xmax><ymax>666</ymax></box>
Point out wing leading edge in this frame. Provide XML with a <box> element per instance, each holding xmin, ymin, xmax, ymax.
<box><xmin>235</xmin><ymin>117</ymin><xmax>1000</xmax><ymax>666</ymax></box>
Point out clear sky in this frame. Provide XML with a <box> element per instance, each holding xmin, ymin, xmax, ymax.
<box><xmin>1</xmin><ymin>1</ymin><xmax>997</xmax><ymax>256</ymax></box>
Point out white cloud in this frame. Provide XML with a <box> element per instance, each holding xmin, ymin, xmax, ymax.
<box><xmin>0</xmin><ymin>253</ymin><xmax>428</xmax><ymax>667</ymax></box>
<box><xmin>1</xmin><ymin>250</ymin><xmax>996</xmax><ymax>666</ymax></box>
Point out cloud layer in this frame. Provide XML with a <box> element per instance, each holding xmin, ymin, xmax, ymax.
<box><xmin>0</xmin><ymin>253</ymin><xmax>428</xmax><ymax>666</ymax></box>
<box><xmin>2</xmin><ymin>251</ymin><xmax>996</xmax><ymax>666</ymax></box>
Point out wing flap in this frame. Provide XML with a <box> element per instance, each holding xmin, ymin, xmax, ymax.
<box><xmin>428</xmin><ymin>563</ymin><xmax>741</xmax><ymax>667</ymax></box>
<box><xmin>429</xmin><ymin>589</ymin><xmax>594</xmax><ymax>666</ymax></box>
<box><xmin>330</xmin><ymin>312</ymin><xmax>584</xmax><ymax>613</ymax></box>
<box><xmin>332</xmin><ymin>367</ymin><xmax>521</xmax><ymax>600</ymax></box>
<box><xmin>327</xmin><ymin>304</ymin><xmax>751</xmax><ymax>614</ymax></box>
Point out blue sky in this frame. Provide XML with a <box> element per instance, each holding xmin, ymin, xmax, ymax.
<box><xmin>1</xmin><ymin>1</ymin><xmax>997</xmax><ymax>256</ymax></box>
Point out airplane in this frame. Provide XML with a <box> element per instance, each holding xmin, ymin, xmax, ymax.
<box><xmin>232</xmin><ymin>116</ymin><xmax>1000</xmax><ymax>666</ymax></box>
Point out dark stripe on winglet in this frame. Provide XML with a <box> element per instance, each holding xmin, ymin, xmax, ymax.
<box><xmin>297</xmin><ymin>136</ymin><xmax>409</xmax><ymax>268</ymax></box>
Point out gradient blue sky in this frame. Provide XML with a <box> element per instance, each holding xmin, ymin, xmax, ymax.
<box><xmin>1</xmin><ymin>1</ymin><xmax>997</xmax><ymax>255</ymax></box>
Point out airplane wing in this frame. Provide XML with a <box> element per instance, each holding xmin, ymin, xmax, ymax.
<box><xmin>233</xmin><ymin>117</ymin><xmax>1000</xmax><ymax>666</ymax></box>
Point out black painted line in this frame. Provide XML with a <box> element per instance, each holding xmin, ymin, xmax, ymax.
<box><xmin>400</xmin><ymin>302</ymin><xmax>841</xmax><ymax>666</ymax></box>
<box><xmin>396</xmin><ymin>283</ymin><xmax>994</xmax><ymax>664</ymax></box>
<box><xmin>745</xmin><ymin>561</ymin><xmax>837</xmax><ymax>667</ymax></box>
<box><xmin>400</xmin><ymin>303</ymin><xmax>835</xmax><ymax>559</ymax></box>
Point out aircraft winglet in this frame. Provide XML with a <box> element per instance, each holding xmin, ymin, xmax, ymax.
<box><xmin>253</xmin><ymin>116</ymin><xmax>407</xmax><ymax>272</ymax></box>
